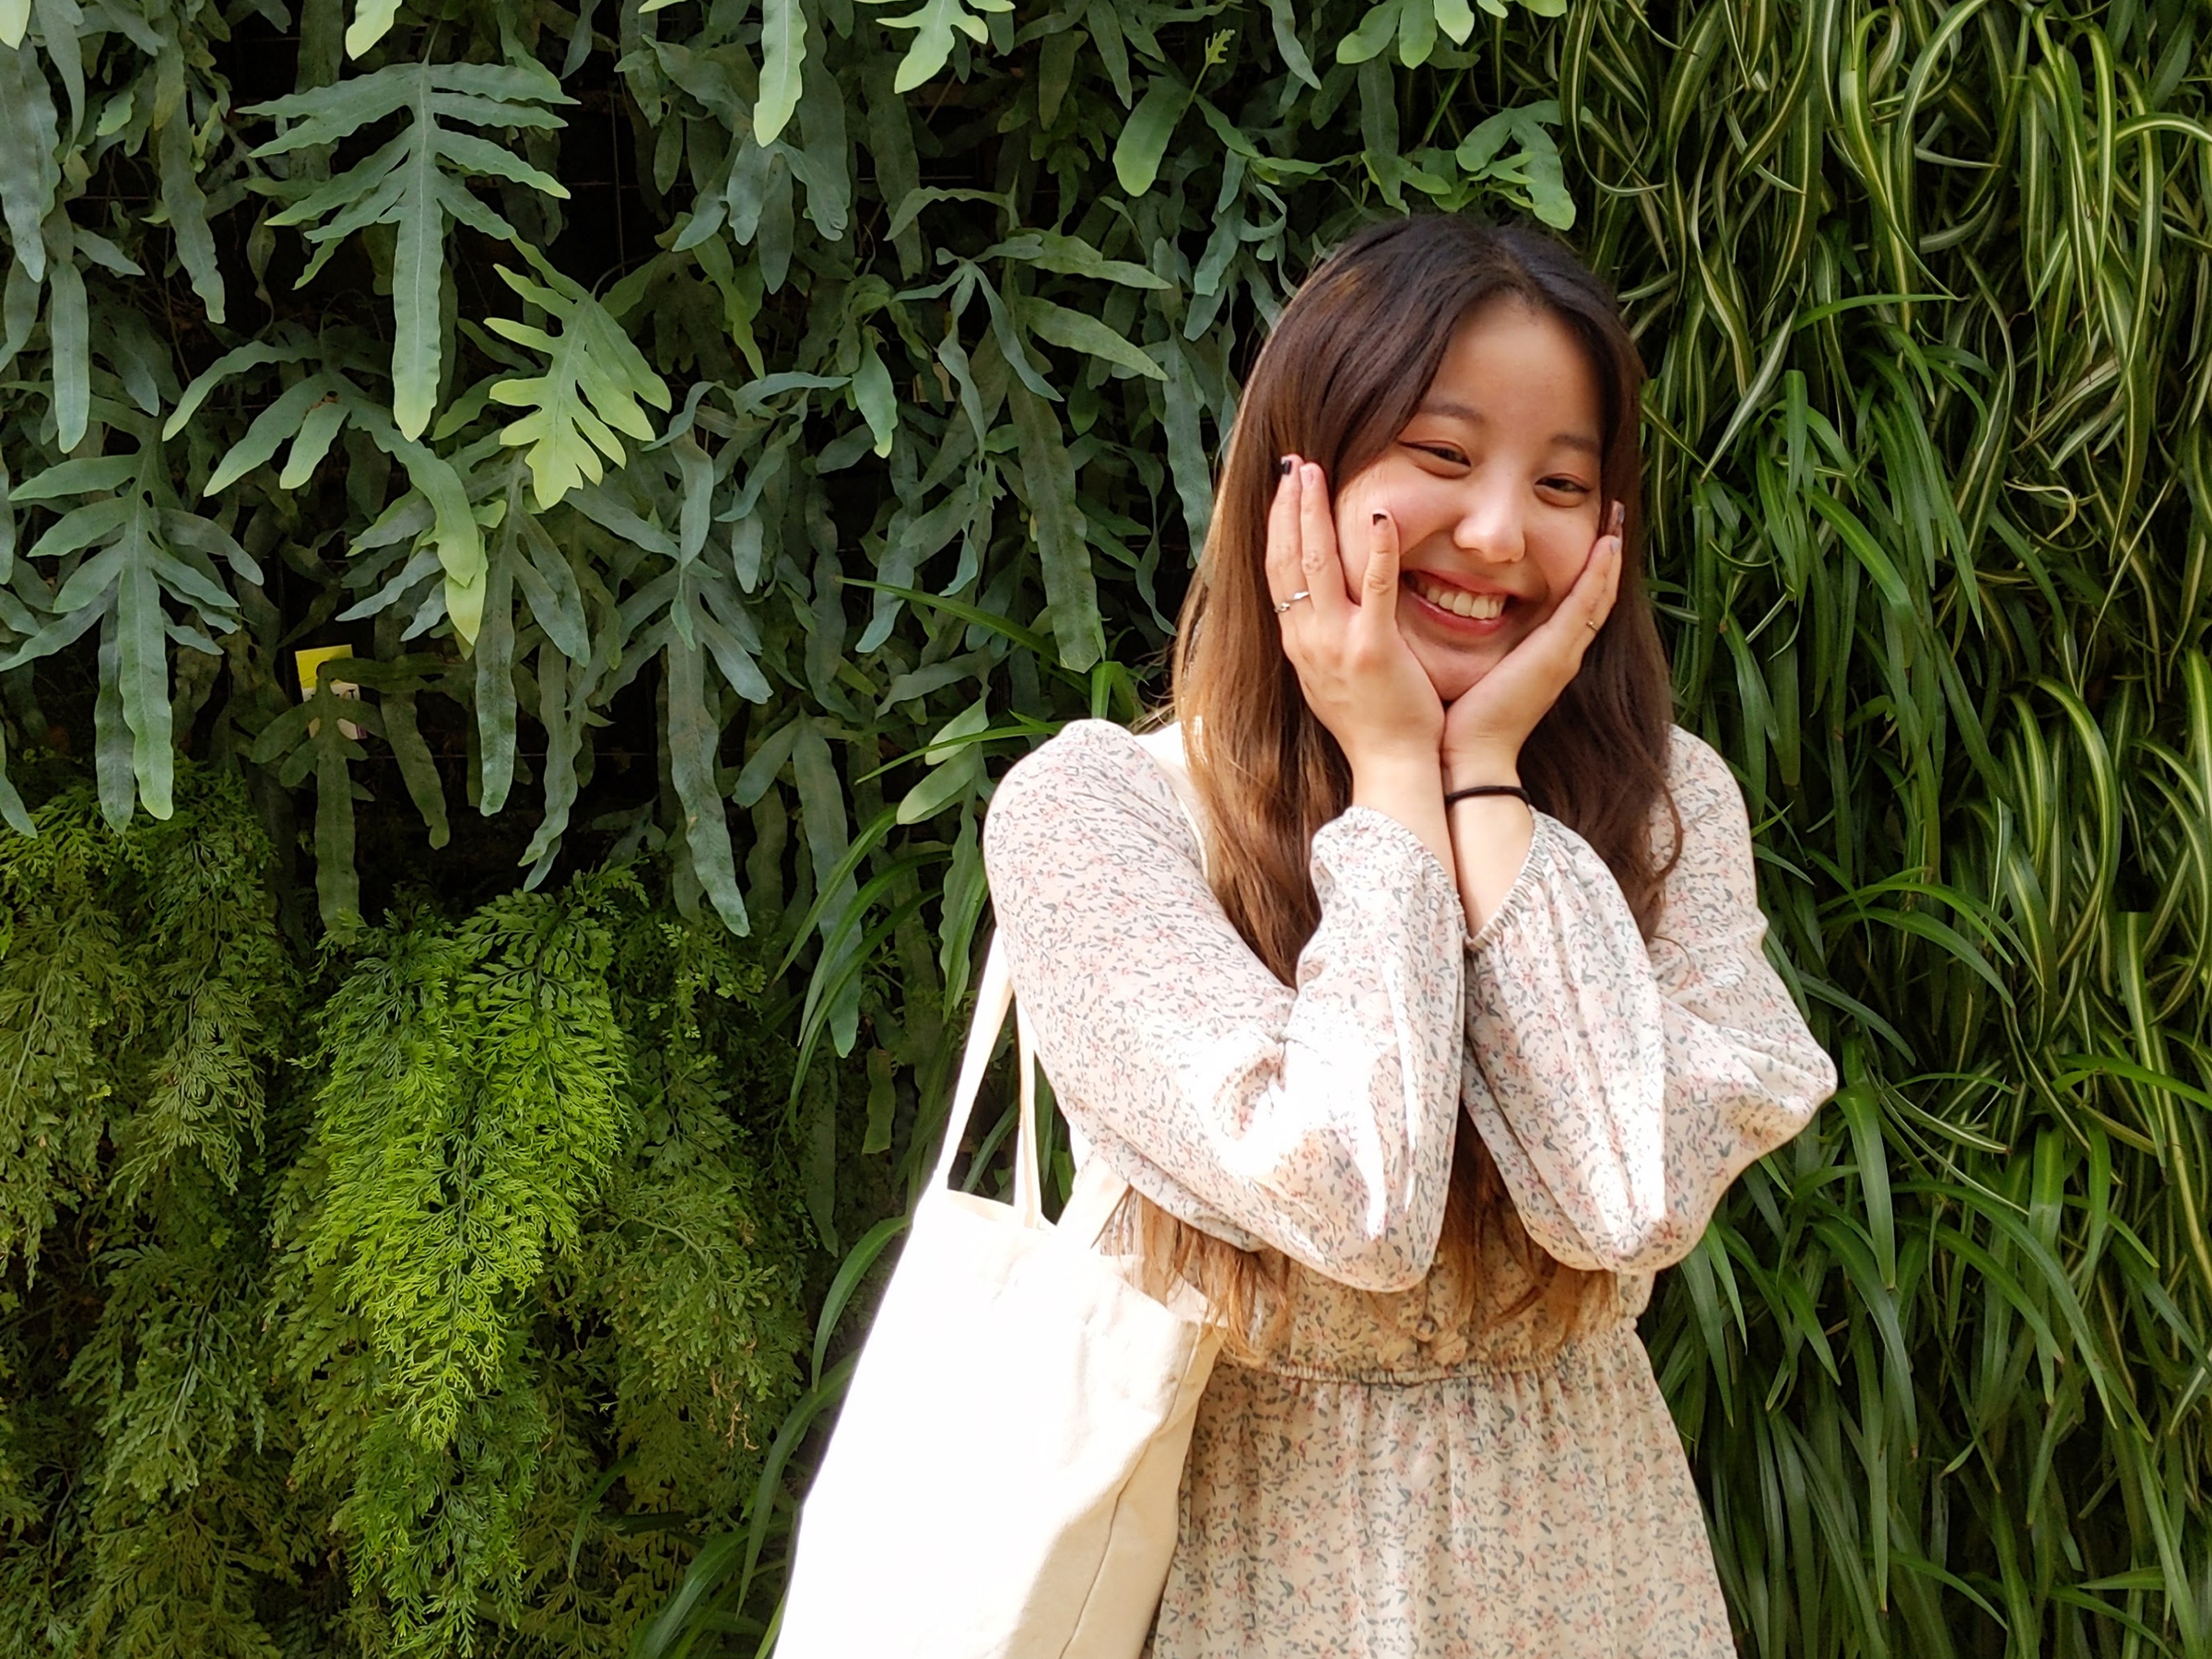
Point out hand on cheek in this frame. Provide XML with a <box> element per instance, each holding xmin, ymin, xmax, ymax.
<box><xmin>1265</xmin><ymin>459</ymin><xmax>1443</xmax><ymax>777</ymax></box>
<box><xmin>1329</xmin><ymin>483</ymin><xmax>1383</xmax><ymax>599</ymax></box>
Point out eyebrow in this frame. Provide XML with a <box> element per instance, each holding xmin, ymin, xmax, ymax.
<box><xmin>1415</xmin><ymin>398</ymin><xmax>1603</xmax><ymax>457</ymax></box>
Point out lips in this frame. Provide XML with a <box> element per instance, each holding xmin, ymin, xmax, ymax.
<box><xmin>1405</xmin><ymin>571</ymin><xmax>1511</xmax><ymax>620</ymax></box>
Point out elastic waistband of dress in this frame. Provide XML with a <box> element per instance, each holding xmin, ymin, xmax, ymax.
<box><xmin>1223</xmin><ymin>1315</ymin><xmax>1641</xmax><ymax>1386</ymax></box>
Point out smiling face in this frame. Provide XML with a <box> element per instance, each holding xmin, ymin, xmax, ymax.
<box><xmin>1332</xmin><ymin>295</ymin><xmax>1608</xmax><ymax>704</ymax></box>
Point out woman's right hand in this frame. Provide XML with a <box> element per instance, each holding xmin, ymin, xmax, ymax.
<box><xmin>1265</xmin><ymin>458</ymin><xmax>1444</xmax><ymax>778</ymax></box>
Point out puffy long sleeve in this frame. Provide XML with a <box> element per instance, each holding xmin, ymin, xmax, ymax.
<box><xmin>1462</xmin><ymin>729</ymin><xmax>1837</xmax><ymax>1274</ymax></box>
<box><xmin>982</xmin><ymin>722</ymin><xmax>1468</xmax><ymax>1293</ymax></box>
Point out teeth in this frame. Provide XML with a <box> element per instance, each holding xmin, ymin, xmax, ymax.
<box><xmin>1408</xmin><ymin>574</ymin><xmax>1506</xmax><ymax>620</ymax></box>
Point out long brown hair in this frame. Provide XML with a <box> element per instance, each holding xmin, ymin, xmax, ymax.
<box><xmin>1135</xmin><ymin>217</ymin><xmax>1679</xmax><ymax>1347</ymax></box>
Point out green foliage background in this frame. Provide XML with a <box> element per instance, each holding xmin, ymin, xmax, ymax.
<box><xmin>0</xmin><ymin>0</ymin><xmax>2207</xmax><ymax>1653</ymax></box>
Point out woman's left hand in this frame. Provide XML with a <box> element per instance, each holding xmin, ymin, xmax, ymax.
<box><xmin>1441</xmin><ymin>502</ymin><xmax>1624</xmax><ymax>786</ymax></box>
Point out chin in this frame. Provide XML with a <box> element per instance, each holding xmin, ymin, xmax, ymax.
<box><xmin>1420</xmin><ymin>653</ymin><xmax>1496</xmax><ymax>706</ymax></box>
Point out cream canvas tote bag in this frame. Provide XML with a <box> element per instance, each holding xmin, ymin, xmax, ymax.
<box><xmin>777</xmin><ymin>927</ymin><xmax>1223</xmax><ymax>1658</ymax></box>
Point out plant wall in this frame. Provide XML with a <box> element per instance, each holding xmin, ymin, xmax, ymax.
<box><xmin>0</xmin><ymin>0</ymin><xmax>2208</xmax><ymax>1655</ymax></box>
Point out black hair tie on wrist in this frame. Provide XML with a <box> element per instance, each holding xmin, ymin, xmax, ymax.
<box><xmin>1444</xmin><ymin>783</ymin><xmax>1530</xmax><ymax>808</ymax></box>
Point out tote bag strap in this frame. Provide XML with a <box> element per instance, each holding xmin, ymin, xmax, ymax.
<box><xmin>927</xmin><ymin>935</ymin><xmax>1045</xmax><ymax>1227</ymax></box>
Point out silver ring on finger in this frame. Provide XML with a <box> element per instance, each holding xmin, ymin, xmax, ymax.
<box><xmin>1584</xmin><ymin>618</ymin><xmax>1600</xmax><ymax>631</ymax></box>
<box><xmin>1274</xmin><ymin>591</ymin><xmax>1312</xmax><ymax>614</ymax></box>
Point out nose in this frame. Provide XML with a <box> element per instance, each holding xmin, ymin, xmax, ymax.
<box><xmin>1450</xmin><ymin>477</ymin><xmax>1526</xmax><ymax>566</ymax></box>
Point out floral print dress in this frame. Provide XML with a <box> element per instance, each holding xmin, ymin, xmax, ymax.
<box><xmin>982</xmin><ymin>720</ymin><xmax>1837</xmax><ymax>1658</ymax></box>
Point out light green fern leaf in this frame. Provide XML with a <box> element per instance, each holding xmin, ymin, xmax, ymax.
<box><xmin>487</xmin><ymin>266</ymin><xmax>671</xmax><ymax>511</ymax></box>
<box><xmin>346</xmin><ymin>0</ymin><xmax>405</xmax><ymax>57</ymax></box>
<box><xmin>865</xmin><ymin>0</ymin><xmax>1011</xmax><ymax>95</ymax></box>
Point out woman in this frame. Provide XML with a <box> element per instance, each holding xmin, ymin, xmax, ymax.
<box><xmin>982</xmin><ymin>216</ymin><xmax>1836</xmax><ymax>1656</ymax></box>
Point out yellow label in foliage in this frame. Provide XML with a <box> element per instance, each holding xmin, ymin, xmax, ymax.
<box><xmin>294</xmin><ymin>645</ymin><xmax>362</xmax><ymax>739</ymax></box>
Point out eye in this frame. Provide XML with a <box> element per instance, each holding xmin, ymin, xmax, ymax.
<box><xmin>1539</xmin><ymin>475</ymin><xmax>1594</xmax><ymax>497</ymax></box>
<box><xmin>1404</xmin><ymin>441</ymin><xmax>1468</xmax><ymax>466</ymax></box>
